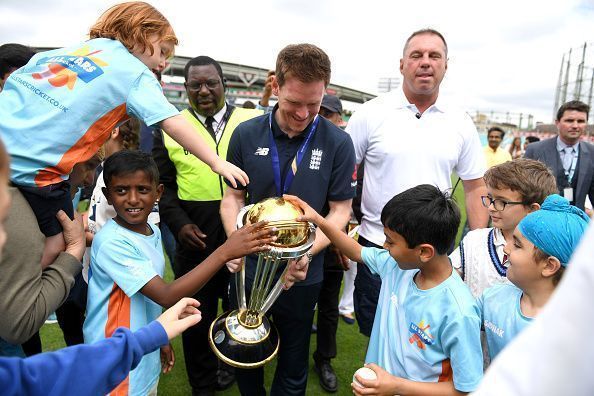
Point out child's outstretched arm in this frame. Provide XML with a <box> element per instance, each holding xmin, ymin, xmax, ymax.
<box><xmin>284</xmin><ymin>194</ymin><xmax>363</xmax><ymax>263</ymax></box>
<box><xmin>353</xmin><ymin>364</ymin><xmax>467</xmax><ymax>396</ymax></box>
<box><xmin>161</xmin><ymin>115</ymin><xmax>248</xmax><ymax>188</ymax></box>
<box><xmin>0</xmin><ymin>298</ymin><xmax>200</xmax><ymax>396</ymax></box>
<box><xmin>141</xmin><ymin>221</ymin><xmax>276</xmax><ymax>307</ymax></box>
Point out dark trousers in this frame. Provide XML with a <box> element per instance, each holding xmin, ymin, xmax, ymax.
<box><xmin>173</xmin><ymin>249</ymin><xmax>231</xmax><ymax>394</ymax></box>
<box><xmin>230</xmin><ymin>276</ymin><xmax>322</xmax><ymax>396</ymax></box>
<box><xmin>314</xmin><ymin>250</ymin><xmax>343</xmax><ymax>363</ymax></box>
<box><xmin>353</xmin><ymin>236</ymin><xmax>382</xmax><ymax>337</ymax></box>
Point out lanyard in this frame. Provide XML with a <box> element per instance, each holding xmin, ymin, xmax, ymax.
<box><xmin>268</xmin><ymin>112</ymin><xmax>319</xmax><ymax>196</ymax></box>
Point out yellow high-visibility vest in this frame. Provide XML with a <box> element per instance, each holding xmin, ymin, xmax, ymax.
<box><xmin>163</xmin><ymin>107</ymin><xmax>262</xmax><ymax>201</ymax></box>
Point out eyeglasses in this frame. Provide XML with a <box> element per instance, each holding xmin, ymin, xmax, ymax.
<box><xmin>186</xmin><ymin>80</ymin><xmax>220</xmax><ymax>91</ymax></box>
<box><xmin>481</xmin><ymin>196</ymin><xmax>524</xmax><ymax>211</ymax></box>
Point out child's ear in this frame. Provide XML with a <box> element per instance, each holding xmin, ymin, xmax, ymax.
<box><xmin>418</xmin><ymin>244</ymin><xmax>435</xmax><ymax>263</ymax></box>
<box><xmin>527</xmin><ymin>202</ymin><xmax>541</xmax><ymax>213</ymax></box>
<box><xmin>156</xmin><ymin>183</ymin><xmax>164</xmax><ymax>202</ymax></box>
<box><xmin>542</xmin><ymin>255</ymin><xmax>561</xmax><ymax>279</ymax></box>
<box><xmin>102</xmin><ymin>186</ymin><xmax>112</xmax><ymax>205</ymax></box>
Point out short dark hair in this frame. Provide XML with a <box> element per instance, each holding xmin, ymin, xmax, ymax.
<box><xmin>487</xmin><ymin>126</ymin><xmax>505</xmax><ymax>139</ymax></box>
<box><xmin>525</xmin><ymin>136</ymin><xmax>540</xmax><ymax>144</ymax></box>
<box><xmin>183</xmin><ymin>55</ymin><xmax>224</xmax><ymax>83</ymax></box>
<box><xmin>380</xmin><ymin>184</ymin><xmax>460</xmax><ymax>255</ymax></box>
<box><xmin>103</xmin><ymin>150</ymin><xmax>159</xmax><ymax>188</ymax></box>
<box><xmin>403</xmin><ymin>29</ymin><xmax>448</xmax><ymax>56</ymax></box>
<box><xmin>276</xmin><ymin>43</ymin><xmax>331</xmax><ymax>87</ymax></box>
<box><xmin>0</xmin><ymin>43</ymin><xmax>35</xmax><ymax>77</ymax></box>
<box><xmin>556</xmin><ymin>100</ymin><xmax>590</xmax><ymax>121</ymax></box>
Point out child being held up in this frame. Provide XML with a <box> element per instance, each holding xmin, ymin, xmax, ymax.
<box><xmin>285</xmin><ymin>184</ymin><xmax>483</xmax><ymax>396</ymax></box>
<box><xmin>0</xmin><ymin>1</ymin><xmax>247</xmax><ymax>269</ymax></box>
<box><xmin>478</xmin><ymin>194</ymin><xmax>589</xmax><ymax>361</ymax></box>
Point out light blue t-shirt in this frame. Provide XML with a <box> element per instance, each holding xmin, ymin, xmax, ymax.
<box><xmin>363</xmin><ymin>247</ymin><xmax>483</xmax><ymax>392</ymax></box>
<box><xmin>0</xmin><ymin>38</ymin><xmax>178</xmax><ymax>187</ymax></box>
<box><xmin>477</xmin><ymin>283</ymin><xmax>532</xmax><ymax>360</ymax></box>
<box><xmin>83</xmin><ymin>219</ymin><xmax>164</xmax><ymax>396</ymax></box>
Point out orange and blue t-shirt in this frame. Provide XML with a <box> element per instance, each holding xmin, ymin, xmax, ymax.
<box><xmin>362</xmin><ymin>247</ymin><xmax>483</xmax><ymax>392</ymax></box>
<box><xmin>0</xmin><ymin>38</ymin><xmax>178</xmax><ymax>187</ymax></box>
<box><xmin>83</xmin><ymin>219</ymin><xmax>164</xmax><ymax>396</ymax></box>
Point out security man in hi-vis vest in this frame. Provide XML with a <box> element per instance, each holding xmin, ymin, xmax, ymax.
<box><xmin>153</xmin><ymin>56</ymin><xmax>262</xmax><ymax>395</ymax></box>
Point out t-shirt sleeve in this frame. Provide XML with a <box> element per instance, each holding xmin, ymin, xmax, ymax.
<box><xmin>126</xmin><ymin>70</ymin><xmax>179</xmax><ymax>127</ymax></box>
<box><xmin>345</xmin><ymin>108</ymin><xmax>369</xmax><ymax>165</ymax></box>
<box><xmin>94</xmin><ymin>238</ymin><xmax>159</xmax><ymax>297</ymax></box>
<box><xmin>361</xmin><ymin>246</ymin><xmax>398</xmax><ymax>279</ymax></box>
<box><xmin>441</xmin><ymin>309</ymin><xmax>483</xmax><ymax>392</ymax></box>
<box><xmin>454</xmin><ymin>114</ymin><xmax>486</xmax><ymax>181</ymax></box>
<box><xmin>327</xmin><ymin>134</ymin><xmax>356</xmax><ymax>201</ymax></box>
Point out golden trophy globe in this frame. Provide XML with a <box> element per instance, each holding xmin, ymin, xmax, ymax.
<box><xmin>208</xmin><ymin>197</ymin><xmax>315</xmax><ymax>368</ymax></box>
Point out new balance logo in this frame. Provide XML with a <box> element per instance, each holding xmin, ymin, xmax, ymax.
<box><xmin>310</xmin><ymin>148</ymin><xmax>323</xmax><ymax>170</ymax></box>
<box><xmin>255</xmin><ymin>147</ymin><xmax>269</xmax><ymax>156</ymax></box>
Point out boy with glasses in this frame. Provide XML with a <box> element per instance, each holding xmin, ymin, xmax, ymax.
<box><xmin>450</xmin><ymin>159</ymin><xmax>558</xmax><ymax>298</ymax></box>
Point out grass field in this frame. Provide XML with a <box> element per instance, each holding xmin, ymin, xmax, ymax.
<box><xmin>40</xmin><ymin>176</ymin><xmax>467</xmax><ymax>395</ymax></box>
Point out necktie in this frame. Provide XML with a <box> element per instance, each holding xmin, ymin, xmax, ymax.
<box><xmin>562</xmin><ymin>147</ymin><xmax>575</xmax><ymax>173</ymax></box>
<box><xmin>205</xmin><ymin>116</ymin><xmax>216</xmax><ymax>140</ymax></box>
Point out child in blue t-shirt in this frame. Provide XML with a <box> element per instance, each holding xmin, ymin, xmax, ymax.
<box><xmin>83</xmin><ymin>150</ymin><xmax>275</xmax><ymax>396</ymax></box>
<box><xmin>285</xmin><ymin>185</ymin><xmax>483</xmax><ymax>395</ymax></box>
<box><xmin>0</xmin><ymin>2</ymin><xmax>247</xmax><ymax>269</ymax></box>
<box><xmin>478</xmin><ymin>194</ymin><xmax>589</xmax><ymax>361</ymax></box>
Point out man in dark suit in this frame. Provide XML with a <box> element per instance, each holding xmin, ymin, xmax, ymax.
<box><xmin>525</xmin><ymin>100</ymin><xmax>594</xmax><ymax>211</ymax></box>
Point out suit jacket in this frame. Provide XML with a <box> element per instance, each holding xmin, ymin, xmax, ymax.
<box><xmin>525</xmin><ymin>137</ymin><xmax>594</xmax><ymax>210</ymax></box>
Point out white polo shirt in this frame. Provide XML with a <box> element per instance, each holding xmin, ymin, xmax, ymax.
<box><xmin>347</xmin><ymin>89</ymin><xmax>485</xmax><ymax>245</ymax></box>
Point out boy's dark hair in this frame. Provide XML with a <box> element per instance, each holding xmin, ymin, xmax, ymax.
<box><xmin>525</xmin><ymin>136</ymin><xmax>540</xmax><ymax>144</ymax></box>
<box><xmin>483</xmin><ymin>158</ymin><xmax>558</xmax><ymax>205</ymax></box>
<box><xmin>0</xmin><ymin>43</ymin><xmax>35</xmax><ymax>77</ymax></box>
<box><xmin>532</xmin><ymin>247</ymin><xmax>565</xmax><ymax>286</ymax></box>
<box><xmin>103</xmin><ymin>150</ymin><xmax>159</xmax><ymax>188</ymax></box>
<box><xmin>380</xmin><ymin>184</ymin><xmax>460</xmax><ymax>255</ymax></box>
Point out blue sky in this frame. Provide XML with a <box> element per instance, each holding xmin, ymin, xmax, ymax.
<box><xmin>2</xmin><ymin>0</ymin><xmax>593</xmax><ymax>123</ymax></box>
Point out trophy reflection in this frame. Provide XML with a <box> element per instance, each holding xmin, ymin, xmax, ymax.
<box><xmin>208</xmin><ymin>197</ymin><xmax>315</xmax><ymax>368</ymax></box>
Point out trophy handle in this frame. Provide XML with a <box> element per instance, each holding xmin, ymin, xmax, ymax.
<box><xmin>236</xmin><ymin>256</ymin><xmax>247</xmax><ymax>310</ymax></box>
<box><xmin>259</xmin><ymin>265</ymin><xmax>290</xmax><ymax>316</ymax></box>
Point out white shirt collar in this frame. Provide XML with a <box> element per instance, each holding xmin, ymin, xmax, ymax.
<box><xmin>195</xmin><ymin>103</ymin><xmax>227</xmax><ymax>125</ymax></box>
<box><xmin>394</xmin><ymin>87</ymin><xmax>446</xmax><ymax>115</ymax></box>
<box><xmin>556</xmin><ymin>136</ymin><xmax>579</xmax><ymax>152</ymax></box>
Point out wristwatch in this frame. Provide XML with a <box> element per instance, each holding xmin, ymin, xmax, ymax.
<box><xmin>305</xmin><ymin>251</ymin><xmax>314</xmax><ymax>263</ymax></box>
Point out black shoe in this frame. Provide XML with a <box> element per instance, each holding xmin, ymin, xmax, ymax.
<box><xmin>215</xmin><ymin>369</ymin><xmax>235</xmax><ymax>391</ymax></box>
<box><xmin>314</xmin><ymin>360</ymin><xmax>338</xmax><ymax>393</ymax></box>
<box><xmin>340</xmin><ymin>313</ymin><xmax>355</xmax><ymax>325</ymax></box>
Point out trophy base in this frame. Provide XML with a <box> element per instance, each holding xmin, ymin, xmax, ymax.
<box><xmin>209</xmin><ymin>310</ymin><xmax>279</xmax><ymax>369</ymax></box>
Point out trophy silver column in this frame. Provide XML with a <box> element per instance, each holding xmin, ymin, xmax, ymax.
<box><xmin>209</xmin><ymin>197</ymin><xmax>315</xmax><ymax>368</ymax></box>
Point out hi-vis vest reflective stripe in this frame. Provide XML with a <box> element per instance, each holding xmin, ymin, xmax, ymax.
<box><xmin>162</xmin><ymin>107</ymin><xmax>262</xmax><ymax>201</ymax></box>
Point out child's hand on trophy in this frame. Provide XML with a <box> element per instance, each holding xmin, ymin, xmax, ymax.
<box><xmin>282</xmin><ymin>194</ymin><xmax>324</xmax><ymax>224</ymax></box>
<box><xmin>222</xmin><ymin>220</ymin><xmax>277</xmax><ymax>262</ymax></box>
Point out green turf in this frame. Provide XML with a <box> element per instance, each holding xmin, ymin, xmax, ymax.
<box><xmin>39</xmin><ymin>259</ymin><xmax>368</xmax><ymax>395</ymax></box>
<box><xmin>40</xmin><ymin>176</ymin><xmax>466</xmax><ymax>395</ymax></box>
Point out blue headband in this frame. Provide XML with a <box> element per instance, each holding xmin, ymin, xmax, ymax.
<box><xmin>518</xmin><ymin>194</ymin><xmax>589</xmax><ymax>266</ymax></box>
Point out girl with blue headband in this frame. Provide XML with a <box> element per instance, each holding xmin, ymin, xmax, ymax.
<box><xmin>477</xmin><ymin>194</ymin><xmax>589</xmax><ymax>360</ymax></box>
